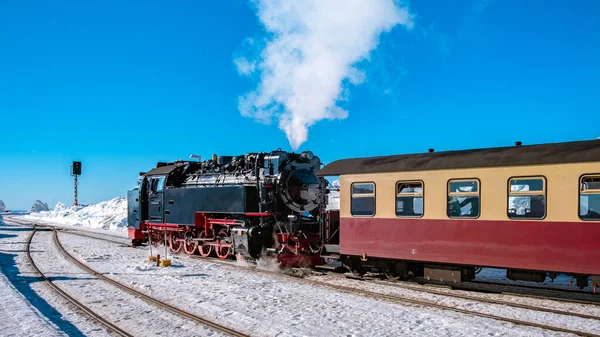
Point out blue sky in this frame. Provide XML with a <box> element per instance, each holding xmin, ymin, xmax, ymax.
<box><xmin>1</xmin><ymin>0</ymin><xmax>599</xmax><ymax>209</ymax></box>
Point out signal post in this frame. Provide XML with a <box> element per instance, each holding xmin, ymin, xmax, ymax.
<box><xmin>71</xmin><ymin>161</ymin><xmax>81</xmax><ymax>206</ymax></box>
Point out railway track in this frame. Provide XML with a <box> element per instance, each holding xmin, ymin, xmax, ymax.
<box><xmin>305</xmin><ymin>277</ymin><xmax>600</xmax><ymax>337</ymax></box>
<box><xmin>186</xmin><ymin>256</ymin><xmax>600</xmax><ymax>336</ymax></box>
<box><xmin>4</xmin><ymin>216</ymin><xmax>131</xmax><ymax>246</ymax></box>
<box><xmin>12</xmin><ymin>218</ymin><xmax>600</xmax><ymax>336</ymax></box>
<box><xmin>370</xmin><ymin>278</ymin><xmax>599</xmax><ymax>320</ymax></box>
<box><xmin>25</xmin><ymin>227</ymin><xmax>133</xmax><ymax>337</ymax></box>
<box><xmin>8</xmin><ymin>215</ymin><xmax>599</xmax><ymax>304</ymax></box>
<box><xmin>53</xmin><ymin>230</ymin><xmax>249</xmax><ymax>337</ymax></box>
<box><xmin>466</xmin><ymin>279</ymin><xmax>600</xmax><ymax>299</ymax></box>
<box><xmin>342</xmin><ymin>272</ymin><xmax>600</xmax><ymax>310</ymax></box>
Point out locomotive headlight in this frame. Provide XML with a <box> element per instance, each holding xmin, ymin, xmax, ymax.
<box><xmin>301</xmin><ymin>151</ymin><xmax>314</xmax><ymax>161</ymax></box>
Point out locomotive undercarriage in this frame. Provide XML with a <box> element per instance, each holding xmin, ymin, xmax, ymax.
<box><xmin>142</xmin><ymin>213</ymin><xmax>323</xmax><ymax>267</ymax></box>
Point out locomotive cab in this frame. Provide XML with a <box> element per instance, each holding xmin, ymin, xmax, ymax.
<box><xmin>147</xmin><ymin>175</ymin><xmax>166</xmax><ymax>223</ymax></box>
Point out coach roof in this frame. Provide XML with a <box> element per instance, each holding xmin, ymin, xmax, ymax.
<box><xmin>317</xmin><ymin>139</ymin><xmax>600</xmax><ymax>176</ymax></box>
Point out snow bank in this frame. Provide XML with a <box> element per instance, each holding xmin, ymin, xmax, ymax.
<box><xmin>0</xmin><ymin>200</ymin><xmax>5</xmax><ymax>212</ymax></box>
<box><xmin>24</xmin><ymin>197</ymin><xmax>127</xmax><ymax>231</ymax></box>
<box><xmin>327</xmin><ymin>179</ymin><xmax>340</xmax><ymax>210</ymax></box>
<box><xmin>327</xmin><ymin>190</ymin><xmax>340</xmax><ymax>210</ymax></box>
<box><xmin>30</xmin><ymin>200</ymin><xmax>49</xmax><ymax>212</ymax></box>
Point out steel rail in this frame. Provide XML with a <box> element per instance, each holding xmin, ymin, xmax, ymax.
<box><xmin>53</xmin><ymin>230</ymin><xmax>249</xmax><ymax>337</ymax></box>
<box><xmin>300</xmin><ymin>278</ymin><xmax>600</xmax><ymax>337</ymax></box>
<box><xmin>5</xmin><ymin>217</ymin><xmax>130</xmax><ymax>246</ymax></box>
<box><xmin>465</xmin><ymin>279</ymin><xmax>600</xmax><ymax>301</ymax></box>
<box><xmin>189</xmin><ymin>255</ymin><xmax>600</xmax><ymax>337</ymax></box>
<box><xmin>12</xmin><ymin>218</ymin><xmax>600</xmax><ymax>335</ymax></box>
<box><xmin>8</xmin><ymin>216</ymin><xmax>599</xmax><ymax>305</ymax></box>
<box><xmin>368</xmin><ymin>278</ymin><xmax>600</xmax><ymax>320</ymax></box>
<box><xmin>25</xmin><ymin>228</ymin><xmax>133</xmax><ymax>337</ymax></box>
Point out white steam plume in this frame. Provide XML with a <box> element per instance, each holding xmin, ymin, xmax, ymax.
<box><xmin>235</xmin><ymin>0</ymin><xmax>414</xmax><ymax>150</ymax></box>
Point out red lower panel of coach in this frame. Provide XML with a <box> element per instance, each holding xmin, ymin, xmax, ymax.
<box><xmin>339</xmin><ymin>217</ymin><xmax>600</xmax><ymax>275</ymax></box>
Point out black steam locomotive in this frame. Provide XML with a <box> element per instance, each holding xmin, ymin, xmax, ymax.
<box><xmin>127</xmin><ymin>149</ymin><xmax>330</xmax><ymax>266</ymax></box>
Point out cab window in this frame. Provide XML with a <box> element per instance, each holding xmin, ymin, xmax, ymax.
<box><xmin>351</xmin><ymin>182</ymin><xmax>375</xmax><ymax>216</ymax></box>
<box><xmin>508</xmin><ymin>177</ymin><xmax>546</xmax><ymax>219</ymax></box>
<box><xmin>447</xmin><ymin>179</ymin><xmax>480</xmax><ymax>218</ymax></box>
<box><xmin>149</xmin><ymin>176</ymin><xmax>165</xmax><ymax>194</ymax></box>
<box><xmin>580</xmin><ymin>175</ymin><xmax>600</xmax><ymax>220</ymax></box>
<box><xmin>396</xmin><ymin>181</ymin><xmax>423</xmax><ymax>217</ymax></box>
<box><xmin>156</xmin><ymin>177</ymin><xmax>165</xmax><ymax>192</ymax></box>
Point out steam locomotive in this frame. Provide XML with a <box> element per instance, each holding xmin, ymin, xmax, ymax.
<box><xmin>127</xmin><ymin>149</ymin><xmax>331</xmax><ymax>266</ymax></box>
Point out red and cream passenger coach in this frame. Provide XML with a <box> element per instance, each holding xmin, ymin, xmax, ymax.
<box><xmin>317</xmin><ymin>139</ymin><xmax>600</xmax><ymax>290</ymax></box>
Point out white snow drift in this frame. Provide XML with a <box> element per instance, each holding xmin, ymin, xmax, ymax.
<box><xmin>24</xmin><ymin>197</ymin><xmax>128</xmax><ymax>231</ymax></box>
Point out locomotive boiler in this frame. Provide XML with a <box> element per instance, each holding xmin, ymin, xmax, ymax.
<box><xmin>127</xmin><ymin>149</ymin><xmax>329</xmax><ymax>266</ymax></box>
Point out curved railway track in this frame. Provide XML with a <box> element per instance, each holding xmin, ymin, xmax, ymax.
<box><xmin>5</xmin><ymin>217</ymin><xmax>130</xmax><ymax>246</ymax></box>
<box><xmin>53</xmin><ymin>230</ymin><xmax>249</xmax><ymax>337</ymax></box>
<box><xmin>12</xmin><ymin>218</ymin><xmax>600</xmax><ymax>336</ymax></box>
<box><xmin>25</xmin><ymin>227</ymin><xmax>133</xmax><ymax>337</ymax></box>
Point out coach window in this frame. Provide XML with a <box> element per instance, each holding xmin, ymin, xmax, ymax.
<box><xmin>580</xmin><ymin>175</ymin><xmax>600</xmax><ymax>220</ymax></box>
<box><xmin>351</xmin><ymin>182</ymin><xmax>375</xmax><ymax>216</ymax></box>
<box><xmin>396</xmin><ymin>181</ymin><xmax>424</xmax><ymax>217</ymax></box>
<box><xmin>507</xmin><ymin>177</ymin><xmax>546</xmax><ymax>219</ymax></box>
<box><xmin>447</xmin><ymin>179</ymin><xmax>480</xmax><ymax>218</ymax></box>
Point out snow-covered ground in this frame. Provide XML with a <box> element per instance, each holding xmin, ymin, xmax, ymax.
<box><xmin>2</xmin><ymin>212</ymin><xmax>599</xmax><ymax>336</ymax></box>
<box><xmin>0</xmin><ymin>262</ymin><xmax>66</xmax><ymax>337</ymax></box>
<box><xmin>30</xmin><ymin>229</ymin><xmax>224</xmax><ymax>336</ymax></box>
<box><xmin>23</xmin><ymin>198</ymin><xmax>128</xmax><ymax>232</ymax></box>
<box><xmin>327</xmin><ymin>190</ymin><xmax>340</xmax><ymax>210</ymax></box>
<box><xmin>56</xmin><ymin>232</ymin><xmax>574</xmax><ymax>336</ymax></box>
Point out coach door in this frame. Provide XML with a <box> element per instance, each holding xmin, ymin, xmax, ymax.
<box><xmin>147</xmin><ymin>176</ymin><xmax>165</xmax><ymax>223</ymax></box>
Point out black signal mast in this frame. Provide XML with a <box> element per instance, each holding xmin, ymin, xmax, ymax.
<box><xmin>71</xmin><ymin>161</ymin><xmax>82</xmax><ymax>206</ymax></box>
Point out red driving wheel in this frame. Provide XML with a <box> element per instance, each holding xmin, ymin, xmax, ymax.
<box><xmin>215</xmin><ymin>229</ymin><xmax>232</xmax><ymax>260</ymax></box>
<box><xmin>198</xmin><ymin>231</ymin><xmax>213</xmax><ymax>257</ymax></box>
<box><xmin>183</xmin><ymin>231</ymin><xmax>198</xmax><ymax>255</ymax></box>
<box><xmin>169</xmin><ymin>232</ymin><xmax>182</xmax><ymax>254</ymax></box>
